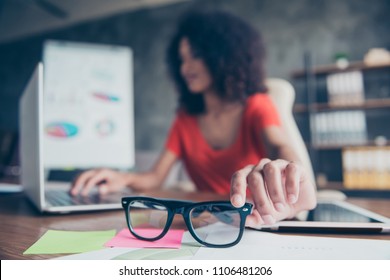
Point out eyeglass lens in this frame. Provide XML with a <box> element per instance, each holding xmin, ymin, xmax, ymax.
<box><xmin>127</xmin><ymin>199</ymin><xmax>242</xmax><ymax>246</ymax></box>
<box><xmin>128</xmin><ymin>200</ymin><xmax>169</xmax><ymax>238</ymax></box>
<box><xmin>190</xmin><ymin>204</ymin><xmax>241</xmax><ymax>246</ymax></box>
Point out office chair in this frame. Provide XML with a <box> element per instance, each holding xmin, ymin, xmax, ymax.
<box><xmin>265</xmin><ymin>78</ymin><xmax>316</xmax><ymax>184</ymax></box>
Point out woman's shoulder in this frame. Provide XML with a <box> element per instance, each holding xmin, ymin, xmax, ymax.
<box><xmin>175</xmin><ymin>108</ymin><xmax>192</xmax><ymax>118</ymax></box>
<box><xmin>245</xmin><ymin>92</ymin><xmax>281</xmax><ymax>127</ymax></box>
<box><xmin>246</xmin><ymin>92</ymin><xmax>272</xmax><ymax>109</ymax></box>
<box><xmin>172</xmin><ymin>108</ymin><xmax>196</xmax><ymax>125</ymax></box>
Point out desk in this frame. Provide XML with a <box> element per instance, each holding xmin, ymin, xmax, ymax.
<box><xmin>1</xmin><ymin>191</ymin><xmax>389</xmax><ymax>260</ymax></box>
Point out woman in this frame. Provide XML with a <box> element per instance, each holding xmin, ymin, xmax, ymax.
<box><xmin>71</xmin><ymin>10</ymin><xmax>316</xmax><ymax>227</ymax></box>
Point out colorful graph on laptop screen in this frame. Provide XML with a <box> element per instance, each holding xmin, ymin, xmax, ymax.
<box><xmin>92</xmin><ymin>92</ymin><xmax>120</xmax><ymax>102</ymax></box>
<box><xmin>46</xmin><ymin>122</ymin><xmax>79</xmax><ymax>138</ymax></box>
<box><xmin>42</xmin><ymin>40</ymin><xmax>134</xmax><ymax>169</ymax></box>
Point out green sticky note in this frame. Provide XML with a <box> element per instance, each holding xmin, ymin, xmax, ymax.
<box><xmin>24</xmin><ymin>229</ymin><xmax>116</xmax><ymax>255</ymax></box>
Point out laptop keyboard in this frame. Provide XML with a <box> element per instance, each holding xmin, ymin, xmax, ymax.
<box><xmin>46</xmin><ymin>189</ymin><xmax>110</xmax><ymax>206</ymax></box>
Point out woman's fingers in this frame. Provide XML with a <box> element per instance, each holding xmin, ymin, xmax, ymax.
<box><xmin>245</xmin><ymin>209</ymin><xmax>264</xmax><ymax>228</ymax></box>
<box><xmin>70</xmin><ymin>169</ymin><xmax>97</xmax><ymax>196</ymax></box>
<box><xmin>261</xmin><ymin>159</ymin><xmax>286</xmax><ymax>213</ymax></box>
<box><xmin>70</xmin><ymin>169</ymin><xmax>116</xmax><ymax>196</ymax></box>
<box><xmin>247</xmin><ymin>161</ymin><xmax>276</xmax><ymax>225</ymax></box>
<box><xmin>230</xmin><ymin>165</ymin><xmax>254</xmax><ymax>207</ymax></box>
<box><xmin>98</xmin><ymin>183</ymin><xmax>109</xmax><ymax>195</ymax></box>
<box><xmin>81</xmin><ymin>169</ymin><xmax>111</xmax><ymax>196</ymax></box>
<box><xmin>231</xmin><ymin>158</ymin><xmax>304</xmax><ymax>226</ymax></box>
<box><xmin>262</xmin><ymin>159</ymin><xmax>301</xmax><ymax>205</ymax></box>
<box><xmin>284</xmin><ymin>161</ymin><xmax>301</xmax><ymax>203</ymax></box>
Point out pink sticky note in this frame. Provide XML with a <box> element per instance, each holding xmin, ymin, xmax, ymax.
<box><xmin>104</xmin><ymin>228</ymin><xmax>184</xmax><ymax>248</ymax></box>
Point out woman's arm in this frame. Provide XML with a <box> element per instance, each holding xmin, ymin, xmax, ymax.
<box><xmin>131</xmin><ymin>149</ymin><xmax>179</xmax><ymax>191</ymax></box>
<box><xmin>261</xmin><ymin>126</ymin><xmax>302</xmax><ymax>163</ymax></box>
<box><xmin>70</xmin><ymin>149</ymin><xmax>178</xmax><ymax>196</ymax></box>
<box><xmin>230</xmin><ymin>125</ymin><xmax>317</xmax><ymax>227</ymax></box>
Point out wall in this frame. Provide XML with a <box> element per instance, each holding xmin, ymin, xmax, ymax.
<box><xmin>1</xmin><ymin>0</ymin><xmax>389</xmax><ymax>155</ymax></box>
<box><xmin>0</xmin><ymin>0</ymin><xmax>189</xmax><ymax>43</ymax></box>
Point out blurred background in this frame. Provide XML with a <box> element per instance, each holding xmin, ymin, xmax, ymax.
<box><xmin>1</xmin><ymin>0</ymin><xmax>389</xmax><ymax>194</ymax></box>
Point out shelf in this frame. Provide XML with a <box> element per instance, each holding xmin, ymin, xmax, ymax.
<box><xmin>293</xmin><ymin>104</ymin><xmax>308</xmax><ymax>113</ymax></box>
<box><xmin>319</xmin><ymin>181</ymin><xmax>390</xmax><ymax>198</ymax></box>
<box><xmin>292</xmin><ymin>58</ymin><xmax>390</xmax><ymax>197</ymax></box>
<box><xmin>319</xmin><ymin>181</ymin><xmax>346</xmax><ymax>189</ymax></box>
<box><xmin>293</xmin><ymin>98</ymin><xmax>390</xmax><ymax>113</ymax></box>
<box><xmin>312</xmin><ymin>144</ymin><xmax>363</xmax><ymax>150</ymax></box>
<box><xmin>291</xmin><ymin>61</ymin><xmax>390</xmax><ymax>78</ymax></box>
<box><xmin>309</xmin><ymin>141</ymin><xmax>390</xmax><ymax>150</ymax></box>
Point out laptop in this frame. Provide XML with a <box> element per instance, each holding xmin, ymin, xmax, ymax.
<box><xmin>19</xmin><ymin>63</ymin><xmax>133</xmax><ymax>213</ymax></box>
<box><xmin>252</xmin><ymin>198</ymin><xmax>390</xmax><ymax>234</ymax></box>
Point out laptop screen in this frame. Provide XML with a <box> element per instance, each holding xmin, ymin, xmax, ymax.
<box><xmin>42</xmin><ymin>40</ymin><xmax>134</xmax><ymax>171</ymax></box>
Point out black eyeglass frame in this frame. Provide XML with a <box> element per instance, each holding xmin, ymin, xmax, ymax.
<box><xmin>121</xmin><ymin>196</ymin><xmax>253</xmax><ymax>248</ymax></box>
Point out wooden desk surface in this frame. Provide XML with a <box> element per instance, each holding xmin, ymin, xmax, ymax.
<box><xmin>1</xmin><ymin>190</ymin><xmax>389</xmax><ymax>260</ymax></box>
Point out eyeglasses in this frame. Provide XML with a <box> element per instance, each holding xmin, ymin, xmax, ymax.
<box><xmin>121</xmin><ymin>196</ymin><xmax>253</xmax><ymax>248</ymax></box>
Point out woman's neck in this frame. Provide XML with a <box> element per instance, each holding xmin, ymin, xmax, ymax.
<box><xmin>203</xmin><ymin>90</ymin><xmax>242</xmax><ymax>116</ymax></box>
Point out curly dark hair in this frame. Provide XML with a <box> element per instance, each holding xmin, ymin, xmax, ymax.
<box><xmin>166</xmin><ymin>10</ymin><xmax>267</xmax><ymax>115</ymax></box>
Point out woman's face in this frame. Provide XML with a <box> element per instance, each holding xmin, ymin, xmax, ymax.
<box><xmin>179</xmin><ymin>38</ymin><xmax>213</xmax><ymax>94</ymax></box>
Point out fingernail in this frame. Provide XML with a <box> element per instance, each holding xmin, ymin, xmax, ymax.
<box><xmin>288</xmin><ymin>194</ymin><xmax>297</xmax><ymax>203</ymax></box>
<box><xmin>274</xmin><ymin>202</ymin><xmax>285</xmax><ymax>212</ymax></box>
<box><xmin>263</xmin><ymin>215</ymin><xmax>275</xmax><ymax>225</ymax></box>
<box><xmin>232</xmin><ymin>194</ymin><xmax>243</xmax><ymax>206</ymax></box>
<box><xmin>99</xmin><ymin>187</ymin><xmax>107</xmax><ymax>195</ymax></box>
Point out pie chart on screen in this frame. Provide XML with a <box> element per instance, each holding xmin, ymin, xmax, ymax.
<box><xmin>96</xmin><ymin>119</ymin><xmax>115</xmax><ymax>137</ymax></box>
<box><xmin>92</xmin><ymin>92</ymin><xmax>120</xmax><ymax>102</ymax></box>
<box><xmin>45</xmin><ymin>122</ymin><xmax>79</xmax><ymax>138</ymax></box>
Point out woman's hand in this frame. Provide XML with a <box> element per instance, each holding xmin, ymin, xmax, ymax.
<box><xmin>70</xmin><ymin>169</ymin><xmax>131</xmax><ymax>196</ymax></box>
<box><xmin>70</xmin><ymin>150</ymin><xmax>179</xmax><ymax>196</ymax></box>
<box><xmin>230</xmin><ymin>158</ymin><xmax>317</xmax><ymax>227</ymax></box>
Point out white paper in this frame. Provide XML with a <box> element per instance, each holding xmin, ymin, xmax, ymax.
<box><xmin>193</xmin><ymin>229</ymin><xmax>390</xmax><ymax>259</ymax></box>
<box><xmin>53</xmin><ymin>226</ymin><xmax>390</xmax><ymax>260</ymax></box>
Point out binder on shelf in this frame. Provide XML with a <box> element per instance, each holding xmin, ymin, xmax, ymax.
<box><xmin>326</xmin><ymin>70</ymin><xmax>365</xmax><ymax>106</ymax></box>
<box><xmin>342</xmin><ymin>146</ymin><xmax>390</xmax><ymax>190</ymax></box>
<box><xmin>311</xmin><ymin>110</ymin><xmax>367</xmax><ymax>146</ymax></box>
